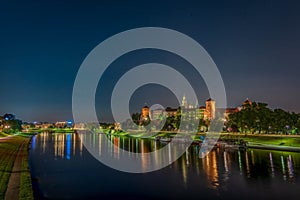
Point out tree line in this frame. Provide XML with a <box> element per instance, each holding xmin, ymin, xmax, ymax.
<box><xmin>0</xmin><ymin>114</ymin><xmax>22</xmax><ymax>134</ymax></box>
<box><xmin>226</xmin><ymin>102</ymin><xmax>300</xmax><ymax>134</ymax></box>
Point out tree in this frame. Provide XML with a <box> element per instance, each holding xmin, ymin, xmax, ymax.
<box><xmin>3</xmin><ymin>119</ymin><xmax>22</xmax><ymax>133</ymax></box>
<box><xmin>227</xmin><ymin>102</ymin><xmax>300</xmax><ymax>135</ymax></box>
<box><xmin>131</xmin><ymin>113</ymin><xmax>141</xmax><ymax>125</ymax></box>
<box><xmin>227</xmin><ymin>101</ymin><xmax>273</xmax><ymax>134</ymax></box>
<box><xmin>256</xmin><ymin>103</ymin><xmax>272</xmax><ymax>134</ymax></box>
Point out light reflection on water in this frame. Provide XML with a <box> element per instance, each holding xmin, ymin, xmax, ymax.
<box><xmin>30</xmin><ymin>132</ymin><xmax>300</xmax><ymax>199</ymax></box>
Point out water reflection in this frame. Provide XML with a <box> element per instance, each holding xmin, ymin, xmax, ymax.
<box><xmin>202</xmin><ymin>150</ymin><xmax>219</xmax><ymax>189</ymax></box>
<box><xmin>66</xmin><ymin>134</ymin><xmax>71</xmax><ymax>160</ymax></box>
<box><xmin>251</xmin><ymin>150</ymin><xmax>255</xmax><ymax>165</ymax></box>
<box><xmin>80</xmin><ymin>132</ymin><xmax>190</xmax><ymax>172</ymax></box>
<box><xmin>33</xmin><ymin>132</ymin><xmax>83</xmax><ymax>160</ymax></box>
<box><xmin>31</xmin><ymin>135</ymin><xmax>36</xmax><ymax>150</ymax></box>
<box><xmin>222</xmin><ymin>151</ymin><xmax>229</xmax><ymax>191</ymax></box>
<box><xmin>281</xmin><ymin>156</ymin><xmax>286</xmax><ymax>180</ymax></box>
<box><xmin>245</xmin><ymin>151</ymin><xmax>250</xmax><ymax>177</ymax></box>
<box><xmin>30</xmin><ymin>132</ymin><xmax>300</xmax><ymax>198</ymax></box>
<box><xmin>287</xmin><ymin>155</ymin><xmax>294</xmax><ymax>179</ymax></box>
<box><xmin>238</xmin><ymin>151</ymin><xmax>242</xmax><ymax>174</ymax></box>
<box><xmin>270</xmin><ymin>152</ymin><xmax>275</xmax><ymax>178</ymax></box>
<box><xmin>181</xmin><ymin>154</ymin><xmax>188</xmax><ymax>186</ymax></box>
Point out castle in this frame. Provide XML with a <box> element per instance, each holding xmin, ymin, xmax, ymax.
<box><xmin>140</xmin><ymin>95</ymin><xmax>217</xmax><ymax>122</ymax></box>
<box><xmin>140</xmin><ymin>96</ymin><xmax>251</xmax><ymax>123</ymax></box>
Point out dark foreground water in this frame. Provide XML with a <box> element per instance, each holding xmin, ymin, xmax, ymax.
<box><xmin>29</xmin><ymin>132</ymin><xmax>300</xmax><ymax>200</ymax></box>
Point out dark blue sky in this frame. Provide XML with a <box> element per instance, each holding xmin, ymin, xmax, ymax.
<box><xmin>0</xmin><ymin>0</ymin><xmax>300</xmax><ymax>122</ymax></box>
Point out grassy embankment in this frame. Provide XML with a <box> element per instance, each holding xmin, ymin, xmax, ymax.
<box><xmin>24</xmin><ymin>128</ymin><xmax>75</xmax><ymax>133</ymax></box>
<box><xmin>154</xmin><ymin>132</ymin><xmax>300</xmax><ymax>148</ymax></box>
<box><xmin>0</xmin><ymin>133</ymin><xmax>34</xmax><ymax>200</ymax></box>
<box><xmin>108</xmin><ymin>130</ymin><xmax>300</xmax><ymax>148</ymax></box>
<box><xmin>0</xmin><ymin>132</ymin><xmax>9</xmax><ymax>138</ymax></box>
<box><xmin>19</xmin><ymin>134</ymin><xmax>34</xmax><ymax>200</ymax></box>
<box><xmin>82</xmin><ymin>127</ymin><xmax>300</xmax><ymax>150</ymax></box>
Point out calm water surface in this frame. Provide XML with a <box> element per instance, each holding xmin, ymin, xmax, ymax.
<box><xmin>29</xmin><ymin>132</ymin><xmax>300</xmax><ymax>200</ymax></box>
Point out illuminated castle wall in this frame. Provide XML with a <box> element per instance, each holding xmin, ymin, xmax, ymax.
<box><xmin>181</xmin><ymin>96</ymin><xmax>216</xmax><ymax>120</ymax></box>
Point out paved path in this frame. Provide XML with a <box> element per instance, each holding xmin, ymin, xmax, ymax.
<box><xmin>0</xmin><ymin>133</ymin><xmax>20</xmax><ymax>141</ymax></box>
<box><xmin>4</xmin><ymin>138</ymin><xmax>26</xmax><ymax>200</ymax></box>
<box><xmin>0</xmin><ymin>135</ymin><xmax>15</xmax><ymax>141</ymax></box>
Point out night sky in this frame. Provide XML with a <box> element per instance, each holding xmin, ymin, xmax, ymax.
<box><xmin>0</xmin><ymin>0</ymin><xmax>300</xmax><ymax>122</ymax></box>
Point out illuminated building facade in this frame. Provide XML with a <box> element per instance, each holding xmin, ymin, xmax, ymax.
<box><xmin>151</xmin><ymin>109</ymin><xmax>165</xmax><ymax>120</ymax></box>
<box><xmin>224</xmin><ymin>108</ymin><xmax>239</xmax><ymax>122</ymax></box>
<box><xmin>136</xmin><ymin>97</ymin><xmax>251</xmax><ymax>123</ymax></box>
<box><xmin>204</xmin><ymin>98</ymin><xmax>216</xmax><ymax>120</ymax></box>
<box><xmin>165</xmin><ymin>107</ymin><xmax>178</xmax><ymax>117</ymax></box>
<box><xmin>140</xmin><ymin>105</ymin><xmax>150</xmax><ymax>121</ymax></box>
<box><xmin>242</xmin><ymin>98</ymin><xmax>252</xmax><ymax>108</ymax></box>
<box><xmin>181</xmin><ymin>94</ymin><xmax>188</xmax><ymax>109</ymax></box>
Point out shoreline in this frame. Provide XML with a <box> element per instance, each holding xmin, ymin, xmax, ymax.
<box><xmin>247</xmin><ymin>143</ymin><xmax>300</xmax><ymax>152</ymax></box>
<box><xmin>81</xmin><ymin>130</ymin><xmax>300</xmax><ymax>153</ymax></box>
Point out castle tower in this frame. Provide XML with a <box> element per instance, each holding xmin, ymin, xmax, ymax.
<box><xmin>181</xmin><ymin>94</ymin><xmax>188</xmax><ymax>109</ymax></box>
<box><xmin>141</xmin><ymin>105</ymin><xmax>150</xmax><ymax>120</ymax></box>
<box><xmin>205</xmin><ymin>98</ymin><xmax>216</xmax><ymax>120</ymax></box>
<box><xmin>242</xmin><ymin>98</ymin><xmax>252</xmax><ymax>108</ymax></box>
<box><xmin>195</xmin><ymin>99</ymin><xmax>199</xmax><ymax>108</ymax></box>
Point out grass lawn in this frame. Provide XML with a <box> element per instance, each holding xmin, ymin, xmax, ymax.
<box><xmin>0</xmin><ymin>132</ymin><xmax>9</xmax><ymax>138</ymax></box>
<box><xmin>0</xmin><ymin>139</ymin><xmax>18</xmax><ymax>198</ymax></box>
<box><xmin>0</xmin><ymin>135</ymin><xmax>33</xmax><ymax>200</ymax></box>
<box><xmin>19</xmin><ymin>137</ymin><xmax>33</xmax><ymax>200</ymax></box>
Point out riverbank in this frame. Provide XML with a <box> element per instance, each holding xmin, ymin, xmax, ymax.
<box><xmin>0</xmin><ymin>132</ymin><xmax>9</xmax><ymax>138</ymax></box>
<box><xmin>0</xmin><ymin>134</ymin><xmax>34</xmax><ymax>200</ymax></box>
<box><xmin>112</xmin><ymin>131</ymin><xmax>300</xmax><ymax>151</ymax></box>
<box><xmin>23</xmin><ymin>128</ymin><xmax>75</xmax><ymax>133</ymax></box>
<box><xmin>219</xmin><ymin>133</ymin><xmax>300</xmax><ymax>146</ymax></box>
<box><xmin>217</xmin><ymin>133</ymin><xmax>300</xmax><ymax>152</ymax></box>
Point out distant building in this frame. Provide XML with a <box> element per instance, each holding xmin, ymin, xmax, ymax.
<box><xmin>185</xmin><ymin>108</ymin><xmax>198</xmax><ymax>121</ymax></box>
<box><xmin>114</xmin><ymin>122</ymin><xmax>121</xmax><ymax>131</ymax></box>
<box><xmin>165</xmin><ymin>107</ymin><xmax>178</xmax><ymax>117</ymax></box>
<box><xmin>21</xmin><ymin>123</ymin><xmax>31</xmax><ymax>130</ymax></box>
<box><xmin>181</xmin><ymin>95</ymin><xmax>188</xmax><ymax>109</ymax></box>
<box><xmin>225</xmin><ymin>108</ymin><xmax>239</xmax><ymax>122</ymax></box>
<box><xmin>66</xmin><ymin>120</ymin><xmax>73</xmax><ymax>128</ymax></box>
<box><xmin>134</xmin><ymin>96</ymin><xmax>250</xmax><ymax>124</ymax></box>
<box><xmin>242</xmin><ymin>98</ymin><xmax>252</xmax><ymax>108</ymax></box>
<box><xmin>74</xmin><ymin>123</ymin><xmax>85</xmax><ymax>130</ymax></box>
<box><xmin>55</xmin><ymin>121</ymin><xmax>67</xmax><ymax>128</ymax></box>
<box><xmin>151</xmin><ymin>109</ymin><xmax>165</xmax><ymax>120</ymax></box>
<box><xmin>199</xmin><ymin>106</ymin><xmax>206</xmax><ymax>119</ymax></box>
<box><xmin>32</xmin><ymin>122</ymin><xmax>53</xmax><ymax>129</ymax></box>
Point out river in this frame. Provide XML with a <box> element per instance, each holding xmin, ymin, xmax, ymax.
<box><xmin>29</xmin><ymin>132</ymin><xmax>300</xmax><ymax>199</ymax></box>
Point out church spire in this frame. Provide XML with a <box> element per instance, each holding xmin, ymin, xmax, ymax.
<box><xmin>181</xmin><ymin>94</ymin><xmax>188</xmax><ymax>109</ymax></box>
